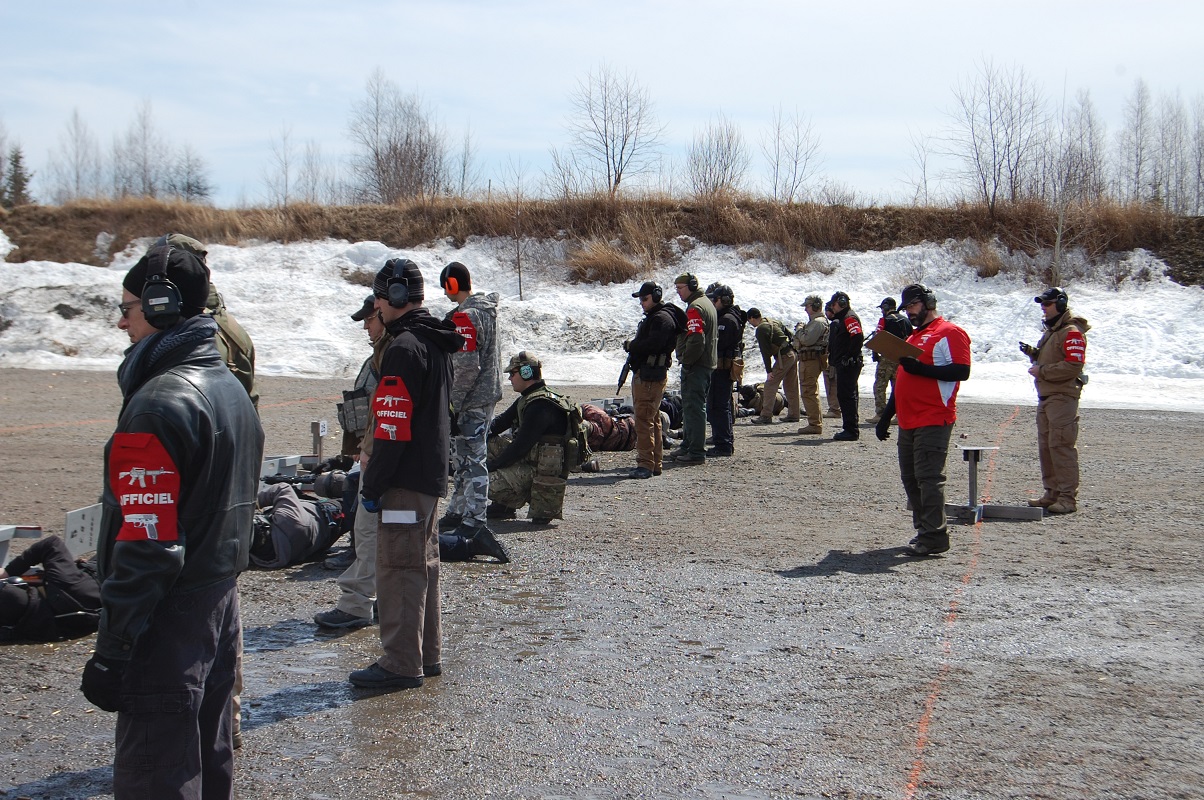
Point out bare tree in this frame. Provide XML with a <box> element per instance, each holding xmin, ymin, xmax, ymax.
<box><xmin>0</xmin><ymin>119</ymin><xmax>7</xmax><ymax>192</ymax></box>
<box><xmin>1154</xmin><ymin>91</ymin><xmax>1190</xmax><ymax>213</ymax></box>
<box><xmin>46</xmin><ymin>109</ymin><xmax>103</xmax><ymax>203</ymax></box>
<box><xmin>264</xmin><ymin>125</ymin><xmax>295</xmax><ymax>207</ymax></box>
<box><xmin>1116</xmin><ymin>78</ymin><xmax>1153</xmax><ymax>203</ymax></box>
<box><xmin>452</xmin><ymin>127</ymin><xmax>481</xmax><ymax>198</ymax></box>
<box><xmin>347</xmin><ymin>69</ymin><xmax>448</xmax><ymax>203</ymax></box>
<box><xmin>944</xmin><ymin>59</ymin><xmax>1047</xmax><ymax>216</ymax></box>
<box><xmin>296</xmin><ymin>139</ymin><xmax>333</xmax><ymax>204</ymax></box>
<box><xmin>110</xmin><ymin>100</ymin><xmax>171</xmax><ymax>198</ymax></box>
<box><xmin>544</xmin><ymin>146</ymin><xmax>590</xmax><ymax>200</ymax></box>
<box><xmin>166</xmin><ymin>145</ymin><xmax>212</xmax><ymax>203</ymax></box>
<box><xmin>905</xmin><ymin>128</ymin><xmax>935</xmax><ymax>206</ymax></box>
<box><xmin>1193</xmin><ymin>95</ymin><xmax>1204</xmax><ymax>214</ymax></box>
<box><xmin>687</xmin><ymin>113</ymin><xmax>750</xmax><ymax>198</ymax></box>
<box><xmin>761</xmin><ymin>105</ymin><xmax>820</xmax><ymax>203</ymax></box>
<box><xmin>566</xmin><ymin>65</ymin><xmax>664</xmax><ymax>197</ymax></box>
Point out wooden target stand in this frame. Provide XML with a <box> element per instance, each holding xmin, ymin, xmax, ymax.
<box><xmin>944</xmin><ymin>446</ymin><xmax>1044</xmax><ymax>524</ymax></box>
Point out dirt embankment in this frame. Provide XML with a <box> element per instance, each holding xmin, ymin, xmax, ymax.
<box><xmin>1</xmin><ymin>370</ymin><xmax>1202</xmax><ymax>799</ymax></box>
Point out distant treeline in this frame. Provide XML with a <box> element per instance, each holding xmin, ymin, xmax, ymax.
<box><xmin>1</xmin><ymin>196</ymin><xmax>1201</xmax><ymax>287</ymax></box>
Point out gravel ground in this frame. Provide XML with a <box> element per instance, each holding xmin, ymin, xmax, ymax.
<box><xmin>1</xmin><ymin>369</ymin><xmax>1202</xmax><ymax>800</ymax></box>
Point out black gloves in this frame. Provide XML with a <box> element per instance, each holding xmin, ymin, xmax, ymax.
<box><xmin>876</xmin><ymin>416</ymin><xmax>891</xmax><ymax>441</ymax></box>
<box><xmin>315</xmin><ymin>455</ymin><xmax>353</xmax><ymax>474</ymax></box>
<box><xmin>1019</xmin><ymin>342</ymin><xmax>1036</xmax><ymax>358</ymax></box>
<box><xmin>899</xmin><ymin>357</ymin><xmax>971</xmax><ymax>382</ymax></box>
<box><xmin>81</xmin><ymin>654</ymin><xmax>126</xmax><ymax>712</ymax></box>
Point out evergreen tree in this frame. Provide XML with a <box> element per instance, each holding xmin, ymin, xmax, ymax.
<box><xmin>1</xmin><ymin>146</ymin><xmax>34</xmax><ymax>208</ymax></box>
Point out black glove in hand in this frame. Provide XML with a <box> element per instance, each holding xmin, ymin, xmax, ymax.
<box><xmin>875</xmin><ymin>416</ymin><xmax>891</xmax><ymax>441</ymax></box>
<box><xmin>898</xmin><ymin>356</ymin><xmax>923</xmax><ymax>375</ymax></box>
<box><xmin>81</xmin><ymin>654</ymin><xmax>126</xmax><ymax>712</ymax></box>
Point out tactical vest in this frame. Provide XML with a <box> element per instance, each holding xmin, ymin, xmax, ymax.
<box><xmin>517</xmin><ymin>386</ymin><xmax>590</xmax><ymax>474</ymax></box>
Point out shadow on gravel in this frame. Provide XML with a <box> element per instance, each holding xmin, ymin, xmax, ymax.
<box><xmin>777</xmin><ymin>546</ymin><xmax>915</xmax><ymax>578</ymax></box>
<box><xmin>243</xmin><ymin>680</ymin><xmax>358</xmax><ymax>732</ymax></box>
<box><xmin>3</xmin><ymin>764</ymin><xmax>113</xmax><ymax>800</ymax></box>
<box><xmin>571</xmin><ymin>474</ymin><xmax>626</xmax><ymax>487</ymax></box>
<box><xmin>244</xmin><ymin>617</ymin><xmax>362</xmax><ymax>654</ymax></box>
<box><xmin>280</xmin><ymin>561</ymin><xmax>339</xmax><ymax>583</ymax></box>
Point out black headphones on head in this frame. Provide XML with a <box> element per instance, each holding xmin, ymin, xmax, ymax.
<box><xmin>681</xmin><ymin>273</ymin><xmax>699</xmax><ymax>292</ymax></box>
<box><xmin>384</xmin><ymin>258</ymin><xmax>414</xmax><ymax>308</ymax></box>
<box><xmin>1048</xmin><ymin>287</ymin><xmax>1068</xmax><ymax>313</ymax></box>
<box><xmin>141</xmin><ymin>244</ymin><xmax>183</xmax><ymax>330</ymax></box>
<box><xmin>648</xmin><ymin>285</ymin><xmax>663</xmax><ymax>303</ymax></box>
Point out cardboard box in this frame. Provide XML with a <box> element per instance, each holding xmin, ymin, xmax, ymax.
<box><xmin>866</xmin><ymin>330</ymin><xmax>923</xmax><ymax>361</ymax></box>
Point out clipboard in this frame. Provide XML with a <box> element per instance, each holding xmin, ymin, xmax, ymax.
<box><xmin>866</xmin><ymin>330</ymin><xmax>923</xmax><ymax>361</ymax></box>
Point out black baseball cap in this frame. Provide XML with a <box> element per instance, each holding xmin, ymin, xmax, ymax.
<box><xmin>350</xmin><ymin>295</ymin><xmax>376</xmax><ymax>321</ymax></box>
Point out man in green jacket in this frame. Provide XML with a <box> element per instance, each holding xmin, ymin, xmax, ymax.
<box><xmin>746</xmin><ymin>308</ymin><xmax>800</xmax><ymax>425</ymax></box>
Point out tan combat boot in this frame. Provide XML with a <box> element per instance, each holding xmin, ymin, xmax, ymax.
<box><xmin>797</xmin><ymin>424</ymin><xmax>823</xmax><ymax>435</ymax></box>
<box><xmin>1046</xmin><ymin>498</ymin><xmax>1077</xmax><ymax>514</ymax></box>
<box><xmin>1027</xmin><ymin>492</ymin><xmax>1056</xmax><ymax>508</ymax></box>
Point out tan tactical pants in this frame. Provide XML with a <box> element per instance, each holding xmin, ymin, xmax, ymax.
<box><xmin>761</xmin><ymin>351</ymin><xmax>800</xmax><ymax>420</ymax></box>
<box><xmin>797</xmin><ymin>356</ymin><xmax>823</xmax><ymax>427</ymax></box>
<box><xmin>1036</xmin><ymin>393</ymin><xmax>1080</xmax><ymax>503</ymax></box>
<box><xmin>632</xmin><ymin>375</ymin><xmax>667</xmax><ymax>472</ymax></box>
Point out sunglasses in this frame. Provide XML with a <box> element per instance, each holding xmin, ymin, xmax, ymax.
<box><xmin>118</xmin><ymin>300</ymin><xmax>139</xmax><ymax>319</ymax></box>
<box><xmin>1040</xmin><ymin>301</ymin><xmax>1056</xmax><ymax>307</ymax></box>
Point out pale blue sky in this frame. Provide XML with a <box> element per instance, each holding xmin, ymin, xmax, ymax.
<box><xmin>2</xmin><ymin>0</ymin><xmax>1201</xmax><ymax>206</ymax></box>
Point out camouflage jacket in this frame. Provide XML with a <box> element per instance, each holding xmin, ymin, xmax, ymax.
<box><xmin>446</xmin><ymin>292</ymin><xmax>503</xmax><ymax>413</ymax></box>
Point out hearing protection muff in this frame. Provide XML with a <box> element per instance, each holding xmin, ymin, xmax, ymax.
<box><xmin>439</xmin><ymin>264</ymin><xmax>459</xmax><ymax>295</ymax></box>
<box><xmin>384</xmin><ymin>258</ymin><xmax>414</xmax><ymax>308</ymax></box>
<box><xmin>141</xmin><ymin>244</ymin><xmax>183</xmax><ymax>330</ymax></box>
<box><xmin>519</xmin><ymin>363</ymin><xmax>535</xmax><ymax>380</ymax></box>
<box><xmin>1049</xmin><ymin>288</ymin><xmax>1068</xmax><ymax>313</ymax></box>
<box><xmin>680</xmin><ymin>273</ymin><xmax>699</xmax><ymax>292</ymax></box>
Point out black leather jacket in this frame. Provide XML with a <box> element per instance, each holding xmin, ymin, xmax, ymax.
<box><xmin>97</xmin><ymin>322</ymin><xmax>264</xmax><ymax>661</ymax></box>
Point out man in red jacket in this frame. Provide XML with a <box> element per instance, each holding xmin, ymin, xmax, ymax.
<box><xmin>875</xmin><ymin>284</ymin><xmax>971</xmax><ymax>557</ymax></box>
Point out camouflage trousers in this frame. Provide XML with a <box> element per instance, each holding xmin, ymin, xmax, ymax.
<box><xmin>873</xmin><ymin>358</ymin><xmax>899</xmax><ymax>416</ymax></box>
<box><xmin>447</xmin><ymin>405</ymin><xmax>493</xmax><ymax>526</ymax></box>
<box><xmin>487</xmin><ymin>434</ymin><xmax>566</xmax><ymax>521</ymax></box>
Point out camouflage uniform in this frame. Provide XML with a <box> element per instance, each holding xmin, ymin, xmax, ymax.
<box><xmin>487</xmin><ymin>382</ymin><xmax>573</xmax><ymax>521</ymax></box>
<box><xmin>445</xmin><ymin>292</ymin><xmax>502</xmax><ymax>526</ymax></box>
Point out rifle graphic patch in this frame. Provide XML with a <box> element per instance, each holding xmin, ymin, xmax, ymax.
<box><xmin>1063</xmin><ymin>329</ymin><xmax>1086</xmax><ymax>363</ymax></box>
<box><xmin>686</xmin><ymin>307</ymin><xmax>705</xmax><ymax>336</ymax></box>
<box><xmin>452</xmin><ymin>311</ymin><xmax>478</xmax><ymax>352</ymax></box>
<box><xmin>109</xmin><ymin>432</ymin><xmax>180</xmax><ymax>542</ymax></box>
<box><xmin>373</xmin><ymin>375</ymin><xmax>413</xmax><ymax>441</ymax></box>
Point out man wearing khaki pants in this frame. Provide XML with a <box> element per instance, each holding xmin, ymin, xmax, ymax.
<box><xmin>746</xmin><ymin>308</ymin><xmax>800</xmax><ymax>424</ymax></box>
<box><xmin>794</xmin><ymin>295</ymin><xmax>829</xmax><ymax>434</ymax></box>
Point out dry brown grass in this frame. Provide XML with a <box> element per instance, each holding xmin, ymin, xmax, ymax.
<box><xmin>2</xmin><ymin>195</ymin><xmax>1198</xmax><ymax>286</ymax></box>
<box><xmin>565</xmin><ymin>239</ymin><xmax>641</xmax><ymax>285</ymax></box>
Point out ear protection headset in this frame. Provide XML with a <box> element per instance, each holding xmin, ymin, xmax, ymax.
<box><xmin>1048</xmin><ymin>288</ymin><xmax>1068</xmax><ymax>313</ymax></box>
<box><xmin>439</xmin><ymin>264</ymin><xmax>463</xmax><ymax>295</ymax></box>
<box><xmin>680</xmin><ymin>273</ymin><xmax>699</xmax><ymax>292</ymax></box>
<box><xmin>384</xmin><ymin>258</ymin><xmax>413</xmax><ymax>308</ymax></box>
<box><xmin>647</xmin><ymin>284</ymin><xmax>663</xmax><ymax>303</ymax></box>
<box><xmin>901</xmin><ymin>284</ymin><xmax>937</xmax><ymax>311</ymax></box>
<box><xmin>141</xmin><ymin>244</ymin><xmax>183</xmax><ymax>330</ymax></box>
<box><xmin>515</xmin><ymin>352</ymin><xmax>536</xmax><ymax>380</ymax></box>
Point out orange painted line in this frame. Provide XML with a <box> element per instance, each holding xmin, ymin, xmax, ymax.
<box><xmin>903</xmin><ymin>406</ymin><xmax>1019</xmax><ymax>799</ymax></box>
<box><xmin>0</xmin><ymin>396</ymin><xmax>339</xmax><ymax>436</ymax></box>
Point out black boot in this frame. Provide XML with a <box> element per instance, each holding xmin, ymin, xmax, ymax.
<box><xmin>466</xmin><ymin>526</ymin><xmax>510</xmax><ymax>563</ymax></box>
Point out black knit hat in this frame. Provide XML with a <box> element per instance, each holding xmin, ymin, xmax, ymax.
<box><xmin>122</xmin><ymin>247</ymin><xmax>211</xmax><ymax>318</ymax></box>
<box><xmin>440</xmin><ymin>261</ymin><xmax>472</xmax><ymax>294</ymax></box>
<box><xmin>372</xmin><ymin>258</ymin><xmax>424</xmax><ymax>305</ymax></box>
